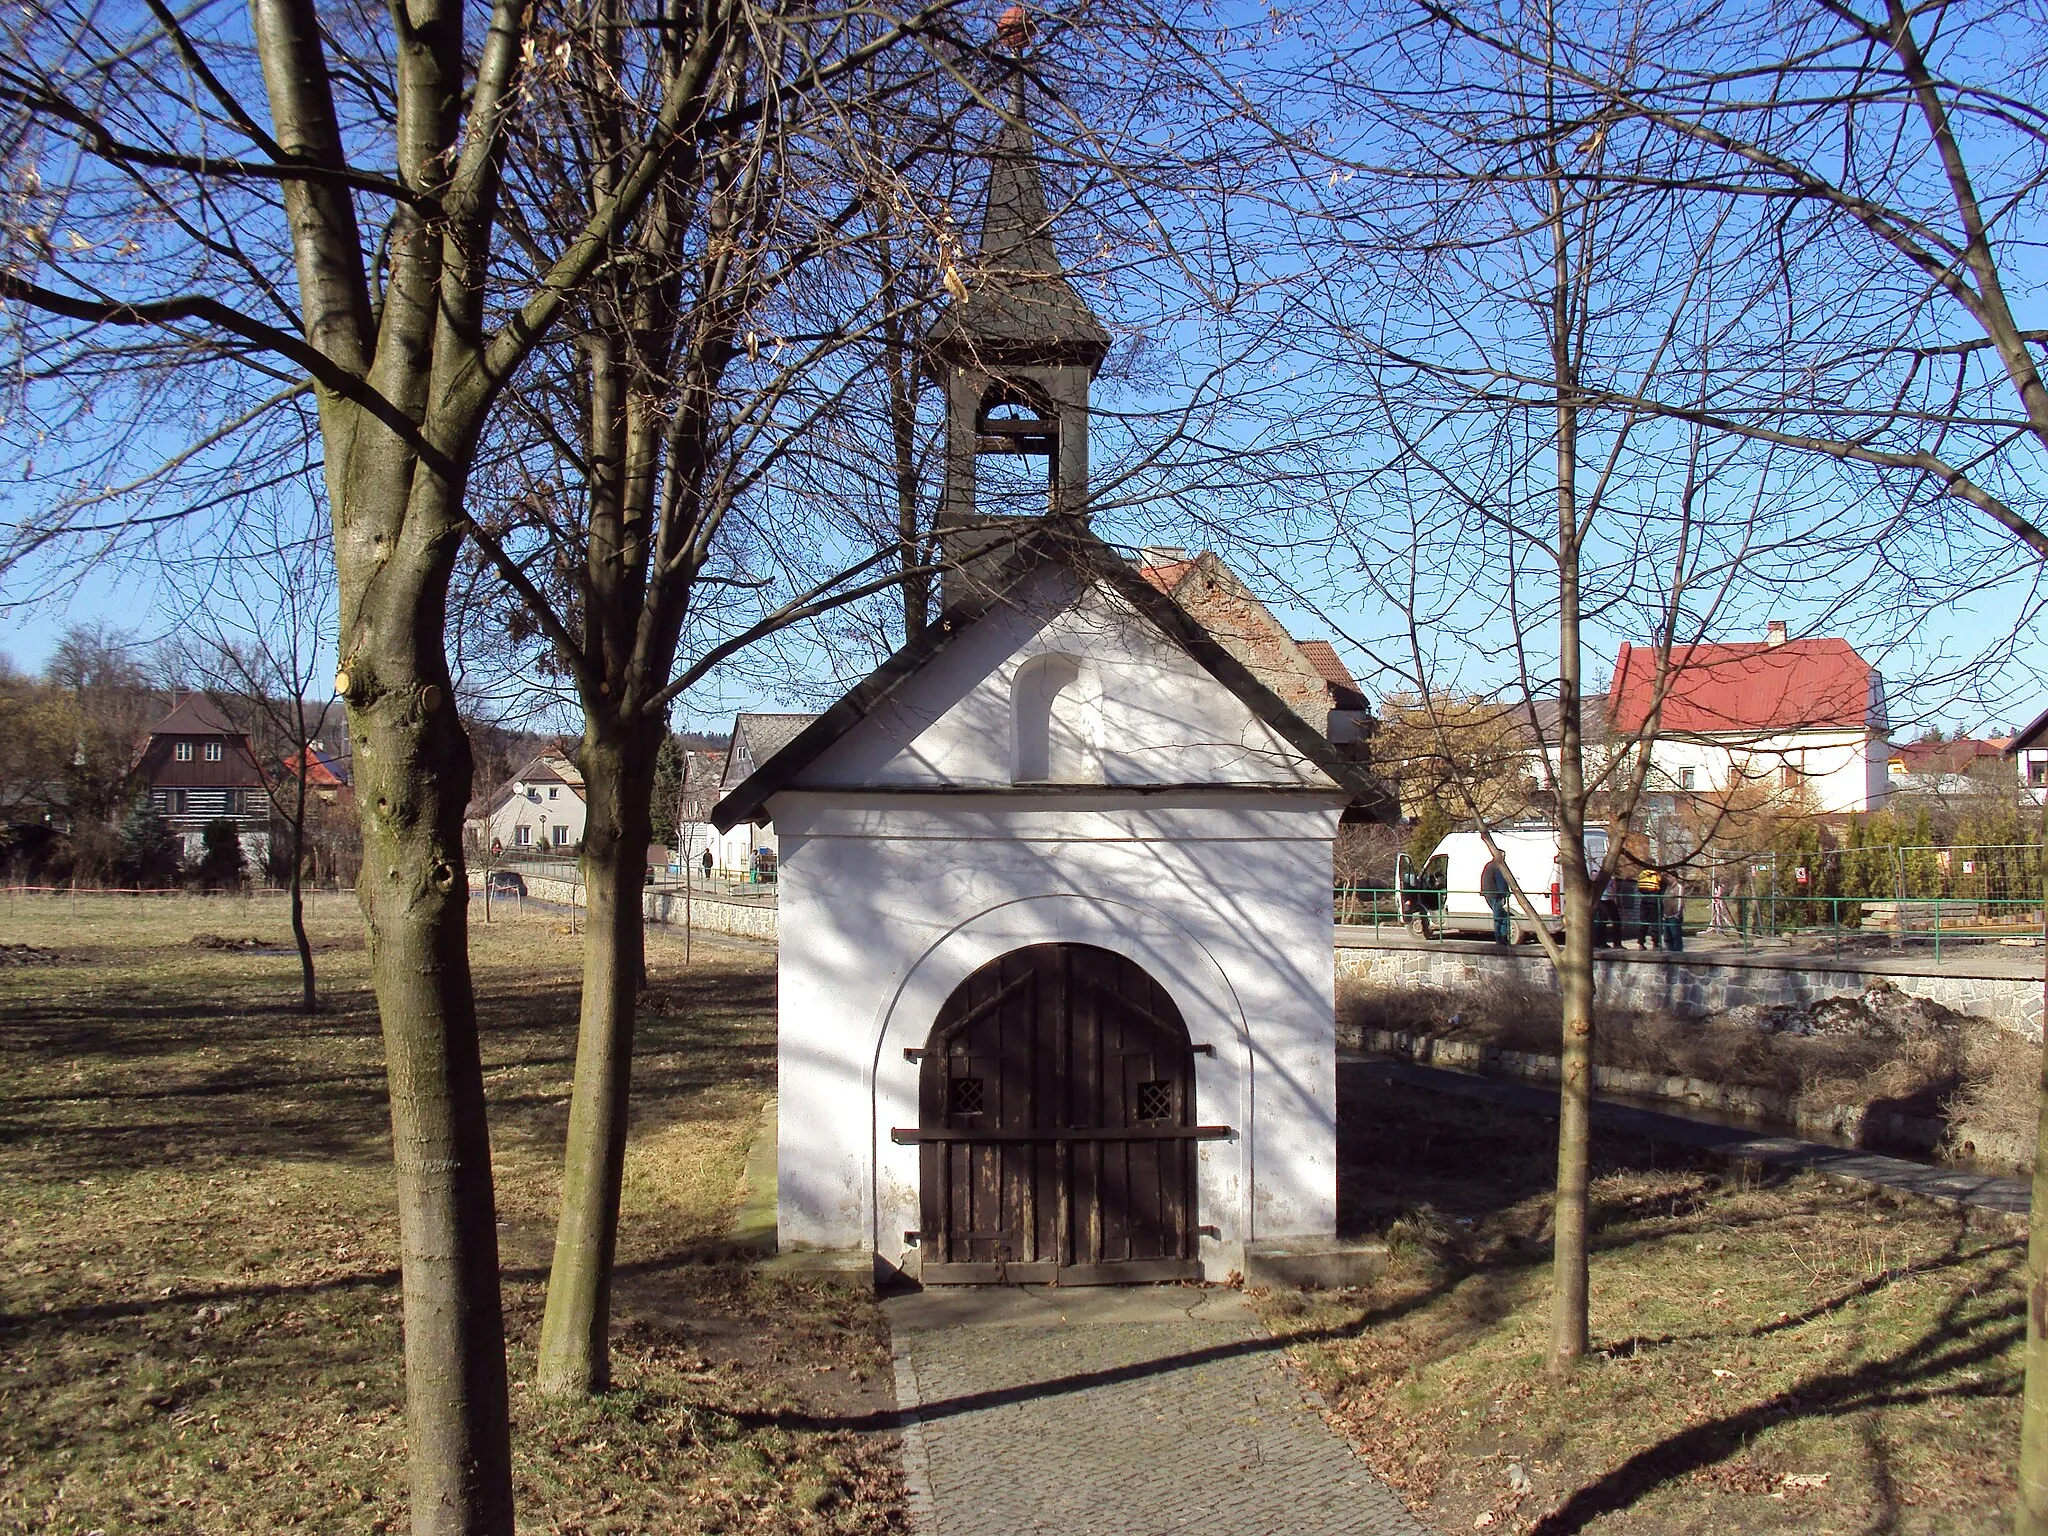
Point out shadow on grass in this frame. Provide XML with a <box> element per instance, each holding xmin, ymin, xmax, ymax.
<box><xmin>0</xmin><ymin>962</ymin><xmax>774</xmax><ymax>1179</ymax></box>
<box><xmin>0</xmin><ymin>1224</ymin><xmax>797</xmax><ymax>1337</ymax></box>
<box><xmin>1528</xmin><ymin>1289</ymin><xmax>2022</xmax><ymax>1534</ymax></box>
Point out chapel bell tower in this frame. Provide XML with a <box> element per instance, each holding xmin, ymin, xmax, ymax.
<box><xmin>925</xmin><ymin>28</ymin><xmax>1111</xmax><ymax>532</ymax></box>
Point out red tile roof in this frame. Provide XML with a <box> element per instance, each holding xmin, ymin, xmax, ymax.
<box><xmin>282</xmin><ymin>745</ymin><xmax>350</xmax><ymax>787</ymax></box>
<box><xmin>1295</xmin><ymin>640</ymin><xmax>1360</xmax><ymax>695</ymax></box>
<box><xmin>1892</xmin><ymin>737</ymin><xmax>2009</xmax><ymax>773</ymax></box>
<box><xmin>1607</xmin><ymin>638</ymin><xmax>1878</xmax><ymax>736</ymax></box>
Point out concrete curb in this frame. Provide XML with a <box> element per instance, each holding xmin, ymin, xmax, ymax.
<box><xmin>889</xmin><ymin>1338</ymin><xmax>941</xmax><ymax>1535</ymax></box>
<box><xmin>729</xmin><ymin>1096</ymin><xmax>779</xmax><ymax>1257</ymax></box>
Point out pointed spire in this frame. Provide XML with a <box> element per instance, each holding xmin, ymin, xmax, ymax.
<box><xmin>926</xmin><ymin>59</ymin><xmax>1109</xmax><ymax>370</ymax></box>
<box><xmin>978</xmin><ymin>108</ymin><xmax>1062</xmax><ymax>278</ymax></box>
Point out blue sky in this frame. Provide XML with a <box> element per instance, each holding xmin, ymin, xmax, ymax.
<box><xmin>4</xmin><ymin>0</ymin><xmax>2043</xmax><ymax>745</ymax></box>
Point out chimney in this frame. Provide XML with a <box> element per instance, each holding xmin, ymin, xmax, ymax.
<box><xmin>1138</xmin><ymin>545</ymin><xmax>1187</xmax><ymax>567</ymax></box>
<box><xmin>1766</xmin><ymin>620</ymin><xmax>1788</xmax><ymax>648</ymax></box>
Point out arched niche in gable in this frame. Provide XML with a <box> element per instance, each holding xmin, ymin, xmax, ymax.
<box><xmin>1011</xmin><ymin>652</ymin><xmax>1099</xmax><ymax>783</ymax></box>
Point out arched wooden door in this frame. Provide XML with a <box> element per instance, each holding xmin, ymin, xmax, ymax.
<box><xmin>897</xmin><ymin>943</ymin><xmax>1221</xmax><ymax>1284</ymax></box>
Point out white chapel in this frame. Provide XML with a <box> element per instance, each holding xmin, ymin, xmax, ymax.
<box><xmin>711</xmin><ymin>84</ymin><xmax>1382</xmax><ymax>1286</ymax></box>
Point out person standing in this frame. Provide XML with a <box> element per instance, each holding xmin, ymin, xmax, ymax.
<box><xmin>701</xmin><ymin>845</ymin><xmax>714</xmax><ymax>881</ymax></box>
<box><xmin>1635</xmin><ymin>866</ymin><xmax>1665</xmax><ymax>950</ymax></box>
<box><xmin>1482</xmin><ymin>858</ymin><xmax>1512</xmax><ymax>944</ymax></box>
<box><xmin>1593</xmin><ymin>875</ymin><xmax>1620</xmax><ymax>949</ymax></box>
<box><xmin>1663</xmin><ymin>873</ymin><xmax>1686</xmax><ymax>952</ymax></box>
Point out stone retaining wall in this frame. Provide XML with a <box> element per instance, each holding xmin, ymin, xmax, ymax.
<box><xmin>643</xmin><ymin>888</ymin><xmax>779</xmax><ymax>943</ymax></box>
<box><xmin>1351</xmin><ymin>1027</ymin><xmax>1946</xmax><ymax>1154</ymax></box>
<box><xmin>491</xmin><ymin>873</ymin><xmax>780</xmax><ymax>943</ymax></box>
<box><xmin>1336</xmin><ymin>938</ymin><xmax>2043</xmax><ymax>1041</ymax></box>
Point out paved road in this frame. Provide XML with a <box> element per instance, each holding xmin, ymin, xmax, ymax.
<box><xmin>1347</xmin><ymin>1054</ymin><xmax>2031</xmax><ymax>1219</ymax></box>
<box><xmin>886</xmin><ymin>1285</ymin><xmax>1428</xmax><ymax>1536</ymax></box>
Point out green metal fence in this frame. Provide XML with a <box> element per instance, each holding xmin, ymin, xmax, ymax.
<box><xmin>1334</xmin><ymin>883</ymin><xmax>2044</xmax><ymax>959</ymax></box>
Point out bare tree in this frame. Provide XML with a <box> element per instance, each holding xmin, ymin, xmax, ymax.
<box><xmin>1201</xmin><ymin>0</ymin><xmax>2006</xmax><ymax>1371</ymax></box>
<box><xmin>450</xmin><ymin>7</ymin><xmax>971</xmax><ymax>1398</ymax></box>
<box><xmin>179</xmin><ymin>501</ymin><xmax>336</xmax><ymax>1014</ymax></box>
<box><xmin>1348</xmin><ymin>0</ymin><xmax>2048</xmax><ymax>1513</ymax></box>
<box><xmin>0</xmin><ymin>4</ymin><xmax>967</xmax><ymax>1528</ymax></box>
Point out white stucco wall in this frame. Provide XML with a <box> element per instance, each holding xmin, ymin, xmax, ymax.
<box><xmin>765</xmin><ymin>560</ymin><xmax>1346</xmax><ymax>1281</ymax></box>
<box><xmin>788</xmin><ymin>566</ymin><xmax>1322</xmax><ymax>793</ymax></box>
<box><xmin>1634</xmin><ymin>729</ymin><xmax>1887</xmax><ymax>814</ymax></box>
<box><xmin>773</xmin><ymin>794</ymin><xmax>1341</xmax><ymax>1282</ymax></box>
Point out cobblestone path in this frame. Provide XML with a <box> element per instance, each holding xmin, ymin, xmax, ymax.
<box><xmin>885</xmin><ymin>1286</ymin><xmax>1428</xmax><ymax>1536</ymax></box>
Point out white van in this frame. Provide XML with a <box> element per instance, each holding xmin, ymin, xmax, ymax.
<box><xmin>1399</xmin><ymin>824</ymin><xmax>1610</xmax><ymax>940</ymax></box>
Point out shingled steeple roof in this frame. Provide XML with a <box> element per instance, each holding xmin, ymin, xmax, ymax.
<box><xmin>926</xmin><ymin>85</ymin><xmax>1111</xmax><ymax>370</ymax></box>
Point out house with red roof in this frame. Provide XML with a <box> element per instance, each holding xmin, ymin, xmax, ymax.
<box><xmin>1886</xmin><ymin>735</ymin><xmax>2017</xmax><ymax>800</ymax></box>
<box><xmin>1605</xmin><ymin>622</ymin><xmax>1890</xmax><ymax>814</ymax></box>
<box><xmin>280</xmin><ymin>740</ymin><xmax>352</xmax><ymax>804</ymax></box>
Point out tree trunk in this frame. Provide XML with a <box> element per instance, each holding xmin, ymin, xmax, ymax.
<box><xmin>291</xmin><ymin>760</ymin><xmax>316</xmax><ymax>1015</ymax></box>
<box><xmin>537</xmin><ymin>729</ymin><xmax>654</xmax><ymax>1395</ymax></box>
<box><xmin>1549</xmin><ymin>894</ymin><xmax>1596</xmax><ymax>1370</ymax></box>
<box><xmin>2017</xmin><ymin>800</ymin><xmax>2048</xmax><ymax>1535</ymax></box>
<box><xmin>350</xmin><ymin>682</ymin><xmax>514</xmax><ymax>1535</ymax></box>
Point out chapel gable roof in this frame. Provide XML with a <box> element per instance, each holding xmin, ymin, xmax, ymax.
<box><xmin>711</xmin><ymin>518</ymin><xmax>1391</xmax><ymax>830</ymax></box>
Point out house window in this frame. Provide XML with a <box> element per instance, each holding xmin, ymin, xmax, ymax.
<box><xmin>526</xmin><ymin>786</ymin><xmax>540</xmax><ymax>802</ymax></box>
<box><xmin>514</xmin><ymin>825</ymin><xmax>532</xmax><ymax>846</ymax></box>
<box><xmin>175</xmin><ymin>742</ymin><xmax>193</xmax><ymax>762</ymax></box>
<box><xmin>204</xmin><ymin>740</ymin><xmax>223</xmax><ymax>762</ymax></box>
<box><xmin>2031</xmin><ymin>757</ymin><xmax>2048</xmax><ymax>788</ymax></box>
<box><xmin>222</xmin><ymin>789</ymin><xmax>238</xmax><ymax>815</ymax></box>
<box><xmin>551</xmin><ymin>825</ymin><xmax>570</xmax><ymax>847</ymax></box>
<box><xmin>1782</xmin><ymin>763</ymin><xmax>1804</xmax><ymax>789</ymax></box>
<box><xmin>1678</xmin><ymin>767</ymin><xmax>1696</xmax><ymax>791</ymax></box>
<box><xmin>548</xmin><ymin>786</ymin><xmax>558</xmax><ymax>800</ymax></box>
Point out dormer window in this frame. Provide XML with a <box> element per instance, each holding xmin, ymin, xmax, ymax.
<box><xmin>204</xmin><ymin>741</ymin><xmax>223</xmax><ymax>762</ymax></box>
<box><xmin>1012</xmin><ymin>654</ymin><xmax>1097</xmax><ymax>783</ymax></box>
<box><xmin>174</xmin><ymin>742</ymin><xmax>193</xmax><ymax>762</ymax></box>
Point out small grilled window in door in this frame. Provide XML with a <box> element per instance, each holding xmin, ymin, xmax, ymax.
<box><xmin>1135</xmin><ymin>1079</ymin><xmax>1173</xmax><ymax>1122</ymax></box>
<box><xmin>948</xmin><ymin>1076</ymin><xmax>985</xmax><ymax>1116</ymax></box>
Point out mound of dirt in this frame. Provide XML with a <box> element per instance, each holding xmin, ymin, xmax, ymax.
<box><xmin>0</xmin><ymin>942</ymin><xmax>59</xmax><ymax>966</ymax></box>
<box><xmin>188</xmin><ymin>934</ymin><xmax>267</xmax><ymax>950</ymax></box>
<box><xmin>1726</xmin><ymin>980</ymin><xmax>1963</xmax><ymax>1042</ymax></box>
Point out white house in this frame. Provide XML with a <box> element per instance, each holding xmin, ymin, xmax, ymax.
<box><xmin>479</xmin><ymin>746</ymin><xmax>587</xmax><ymax>852</ymax></box>
<box><xmin>707</xmin><ymin>716</ymin><xmax>817</xmax><ymax>877</ymax></box>
<box><xmin>710</xmin><ymin>93</ymin><xmax>1383</xmax><ymax>1286</ymax></box>
<box><xmin>2006</xmin><ymin>704</ymin><xmax>2048</xmax><ymax>803</ymax></box>
<box><xmin>1605</xmin><ymin>625</ymin><xmax>1891</xmax><ymax>814</ymax></box>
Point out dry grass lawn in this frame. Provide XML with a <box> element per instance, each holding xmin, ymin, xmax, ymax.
<box><xmin>0</xmin><ymin>891</ymin><xmax>901</xmax><ymax>1535</ymax></box>
<box><xmin>1262</xmin><ymin>1066</ymin><xmax>2025</xmax><ymax>1535</ymax></box>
